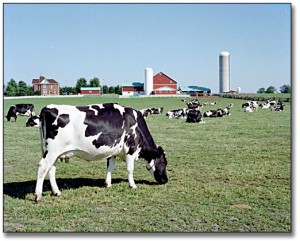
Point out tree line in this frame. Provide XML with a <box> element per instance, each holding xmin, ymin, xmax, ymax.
<box><xmin>257</xmin><ymin>84</ymin><xmax>291</xmax><ymax>94</ymax></box>
<box><xmin>3</xmin><ymin>77</ymin><xmax>122</xmax><ymax>96</ymax></box>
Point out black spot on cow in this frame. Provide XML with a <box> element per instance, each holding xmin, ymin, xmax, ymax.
<box><xmin>40</xmin><ymin>107</ymin><xmax>70</xmax><ymax>140</ymax></box>
<box><xmin>76</xmin><ymin>104</ymin><xmax>124</xmax><ymax>149</ymax></box>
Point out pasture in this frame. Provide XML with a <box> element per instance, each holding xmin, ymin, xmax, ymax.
<box><xmin>3</xmin><ymin>96</ymin><xmax>291</xmax><ymax>232</ymax></box>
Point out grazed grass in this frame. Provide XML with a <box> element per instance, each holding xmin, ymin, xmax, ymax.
<box><xmin>3</xmin><ymin>96</ymin><xmax>291</xmax><ymax>232</ymax></box>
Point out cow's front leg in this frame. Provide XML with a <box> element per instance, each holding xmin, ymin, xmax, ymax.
<box><xmin>105</xmin><ymin>157</ymin><xmax>116</xmax><ymax>187</ymax></box>
<box><xmin>48</xmin><ymin>162</ymin><xmax>61</xmax><ymax>197</ymax></box>
<box><xmin>126</xmin><ymin>155</ymin><xmax>137</xmax><ymax>189</ymax></box>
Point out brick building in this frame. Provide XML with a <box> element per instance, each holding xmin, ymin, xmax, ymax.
<box><xmin>32</xmin><ymin>76</ymin><xmax>60</xmax><ymax>96</ymax></box>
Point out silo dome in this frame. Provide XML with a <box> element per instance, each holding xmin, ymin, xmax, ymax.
<box><xmin>145</xmin><ymin>67</ymin><xmax>153</xmax><ymax>95</ymax></box>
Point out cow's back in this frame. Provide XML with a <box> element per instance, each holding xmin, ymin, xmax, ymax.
<box><xmin>40</xmin><ymin>103</ymin><xmax>150</xmax><ymax>160</ymax></box>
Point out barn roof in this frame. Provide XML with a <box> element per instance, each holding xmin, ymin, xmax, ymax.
<box><xmin>80</xmin><ymin>87</ymin><xmax>101</xmax><ymax>91</ymax></box>
<box><xmin>121</xmin><ymin>82</ymin><xmax>144</xmax><ymax>87</ymax></box>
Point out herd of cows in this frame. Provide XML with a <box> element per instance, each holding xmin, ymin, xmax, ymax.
<box><xmin>5</xmin><ymin>98</ymin><xmax>285</xmax><ymax>202</ymax></box>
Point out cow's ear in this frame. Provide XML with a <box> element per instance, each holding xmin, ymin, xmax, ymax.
<box><xmin>157</xmin><ymin>146</ymin><xmax>165</xmax><ymax>155</ymax></box>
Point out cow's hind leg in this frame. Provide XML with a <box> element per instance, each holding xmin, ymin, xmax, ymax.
<box><xmin>48</xmin><ymin>162</ymin><xmax>61</xmax><ymax>197</ymax></box>
<box><xmin>35</xmin><ymin>154</ymin><xmax>57</xmax><ymax>202</ymax></box>
<box><xmin>105</xmin><ymin>156</ymin><xmax>116</xmax><ymax>187</ymax></box>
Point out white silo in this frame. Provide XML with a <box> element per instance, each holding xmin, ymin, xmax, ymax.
<box><xmin>219</xmin><ymin>51</ymin><xmax>230</xmax><ymax>93</ymax></box>
<box><xmin>145</xmin><ymin>67</ymin><xmax>153</xmax><ymax>95</ymax></box>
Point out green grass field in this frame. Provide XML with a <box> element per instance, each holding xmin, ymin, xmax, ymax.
<box><xmin>3</xmin><ymin>96</ymin><xmax>291</xmax><ymax>232</ymax></box>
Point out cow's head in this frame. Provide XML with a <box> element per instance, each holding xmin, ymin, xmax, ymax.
<box><xmin>26</xmin><ymin>115</ymin><xmax>40</xmax><ymax>127</ymax></box>
<box><xmin>146</xmin><ymin>146</ymin><xmax>168</xmax><ymax>185</ymax></box>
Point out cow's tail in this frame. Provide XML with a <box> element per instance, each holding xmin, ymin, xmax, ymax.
<box><xmin>39</xmin><ymin>107</ymin><xmax>47</xmax><ymax>158</ymax></box>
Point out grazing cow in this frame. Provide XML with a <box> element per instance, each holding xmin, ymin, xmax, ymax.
<box><xmin>26</xmin><ymin>115</ymin><xmax>40</xmax><ymax>127</ymax></box>
<box><xmin>186</xmin><ymin>109</ymin><xmax>205</xmax><ymax>123</ymax></box>
<box><xmin>34</xmin><ymin>103</ymin><xmax>168</xmax><ymax>202</ymax></box>
<box><xmin>6</xmin><ymin>104</ymin><xmax>35</xmax><ymax>122</ymax></box>
<box><xmin>166</xmin><ymin>108</ymin><xmax>187</xmax><ymax>119</ymax></box>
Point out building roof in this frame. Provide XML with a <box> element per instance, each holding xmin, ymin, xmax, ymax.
<box><xmin>180</xmin><ymin>86</ymin><xmax>211</xmax><ymax>92</ymax></box>
<box><xmin>32</xmin><ymin>76</ymin><xmax>58</xmax><ymax>84</ymax></box>
<box><xmin>80</xmin><ymin>87</ymin><xmax>101</xmax><ymax>91</ymax></box>
<box><xmin>121</xmin><ymin>82</ymin><xmax>144</xmax><ymax>87</ymax></box>
<box><xmin>153</xmin><ymin>72</ymin><xmax>177</xmax><ymax>84</ymax></box>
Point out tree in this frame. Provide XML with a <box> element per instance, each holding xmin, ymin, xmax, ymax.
<box><xmin>114</xmin><ymin>85</ymin><xmax>122</xmax><ymax>95</ymax></box>
<box><xmin>257</xmin><ymin>87</ymin><xmax>266</xmax><ymax>93</ymax></box>
<box><xmin>279</xmin><ymin>84</ymin><xmax>291</xmax><ymax>93</ymax></box>
<box><xmin>18</xmin><ymin>80</ymin><xmax>30</xmax><ymax>96</ymax></box>
<box><xmin>89</xmin><ymin>77</ymin><xmax>100</xmax><ymax>87</ymax></box>
<box><xmin>5</xmin><ymin>79</ymin><xmax>19</xmax><ymax>96</ymax></box>
<box><xmin>76</xmin><ymin>78</ymin><xmax>88</xmax><ymax>93</ymax></box>
<box><xmin>102</xmin><ymin>85</ymin><xmax>109</xmax><ymax>94</ymax></box>
<box><xmin>108</xmin><ymin>86</ymin><xmax>115</xmax><ymax>93</ymax></box>
<box><xmin>266</xmin><ymin>86</ymin><xmax>277</xmax><ymax>93</ymax></box>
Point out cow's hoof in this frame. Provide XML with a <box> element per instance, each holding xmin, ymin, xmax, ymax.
<box><xmin>35</xmin><ymin>194</ymin><xmax>42</xmax><ymax>203</ymax></box>
<box><xmin>105</xmin><ymin>182</ymin><xmax>112</xmax><ymax>188</ymax></box>
<box><xmin>51</xmin><ymin>191</ymin><xmax>62</xmax><ymax>197</ymax></box>
<box><xmin>130</xmin><ymin>184</ymin><xmax>137</xmax><ymax>189</ymax></box>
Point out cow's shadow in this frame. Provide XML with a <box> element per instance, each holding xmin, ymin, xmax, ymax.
<box><xmin>3</xmin><ymin>178</ymin><xmax>156</xmax><ymax>200</ymax></box>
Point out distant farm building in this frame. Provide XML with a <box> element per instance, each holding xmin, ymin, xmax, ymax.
<box><xmin>180</xmin><ymin>86</ymin><xmax>211</xmax><ymax>96</ymax></box>
<box><xmin>80</xmin><ymin>87</ymin><xmax>101</xmax><ymax>95</ymax></box>
<box><xmin>32</xmin><ymin>76</ymin><xmax>60</xmax><ymax>96</ymax></box>
<box><xmin>121</xmin><ymin>82</ymin><xmax>144</xmax><ymax>96</ymax></box>
<box><xmin>121</xmin><ymin>71</ymin><xmax>178</xmax><ymax>96</ymax></box>
<box><xmin>152</xmin><ymin>72</ymin><xmax>177</xmax><ymax>95</ymax></box>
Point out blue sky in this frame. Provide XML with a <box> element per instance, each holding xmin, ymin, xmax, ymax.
<box><xmin>3</xmin><ymin>3</ymin><xmax>291</xmax><ymax>93</ymax></box>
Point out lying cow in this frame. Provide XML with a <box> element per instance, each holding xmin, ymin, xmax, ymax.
<box><xmin>271</xmin><ymin>103</ymin><xmax>285</xmax><ymax>111</ymax></box>
<box><xmin>6</xmin><ymin>104</ymin><xmax>35</xmax><ymax>122</ymax></box>
<box><xmin>26</xmin><ymin>115</ymin><xmax>40</xmax><ymax>127</ymax></box>
<box><xmin>151</xmin><ymin>107</ymin><xmax>163</xmax><ymax>114</ymax></box>
<box><xmin>186</xmin><ymin>109</ymin><xmax>205</xmax><ymax>124</ymax></box>
<box><xmin>166</xmin><ymin>108</ymin><xmax>187</xmax><ymax>119</ymax></box>
<box><xmin>34</xmin><ymin>103</ymin><xmax>168</xmax><ymax>202</ymax></box>
<box><xmin>203</xmin><ymin>109</ymin><xmax>224</xmax><ymax>117</ymax></box>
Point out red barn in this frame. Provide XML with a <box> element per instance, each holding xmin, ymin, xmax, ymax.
<box><xmin>153</xmin><ymin>72</ymin><xmax>177</xmax><ymax>95</ymax></box>
<box><xmin>80</xmin><ymin>87</ymin><xmax>101</xmax><ymax>95</ymax></box>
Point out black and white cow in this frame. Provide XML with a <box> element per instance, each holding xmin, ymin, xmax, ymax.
<box><xmin>6</xmin><ymin>104</ymin><xmax>35</xmax><ymax>122</ymax></box>
<box><xmin>34</xmin><ymin>103</ymin><xmax>168</xmax><ymax>202</ymax></box>
<box><xmin>186</xmin><ymin>109</ymin><xmax>205</xmax><ymax>123</ymax></box>
<box><xmin>151</xmin><ymin>107</ymin><xmax>164</xmax><ymax>114</ymax></box>
<box><xmin>271</xmin><ymin>103</ymin><xmax>285</xmax><ymax>111</ymax></box>
<box><xmin>203</xmin><ymin>109</ymin><xmax>224</xmax><ymax>117</ymax></box>
<box><xmin>26</xmin><ymin>115</ymin><xmax>40</xmax><ymax>127</ymax></box>
<box><xmin>186</xmin><ymin>100</ymin><xmax>202</xmax><ymax>110</ymax></box>
<box><xmin>166</xmin><ymin>108</ymin><xmax>187</xmax><ymax>119</ymax></box>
